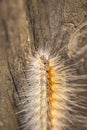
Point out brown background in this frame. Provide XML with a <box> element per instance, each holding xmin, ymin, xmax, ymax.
<box><xmin>0</xmin><ymin>0</ymin><xmax>87</xmax><ymax>130</ymax></box>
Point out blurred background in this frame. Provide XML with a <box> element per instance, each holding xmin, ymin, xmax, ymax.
<box><xmin>0</xmin><ymin>0</ymin><xmax>87</xmax><ymax>130</ymax></box>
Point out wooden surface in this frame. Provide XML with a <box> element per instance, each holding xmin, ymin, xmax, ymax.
<box><xmin>0</xmin><ymin>0</ymin><xmax>87</xmax><ymax>130</ymax></box>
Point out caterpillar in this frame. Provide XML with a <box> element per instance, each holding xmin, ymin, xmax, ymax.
<box><xmin>17</xmin><ymin>23</ymin><xmax>87</xmax><ymax>130</ymax></box>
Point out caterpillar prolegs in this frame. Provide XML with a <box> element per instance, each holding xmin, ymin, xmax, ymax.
<box><xmin>18</xmin><ymin>23</ymin><xmax>87</xmax><ymax>130</ymax></box>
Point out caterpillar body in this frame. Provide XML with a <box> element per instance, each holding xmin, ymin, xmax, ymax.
<box><xmin>25</xmin><ymin>49</ymin><xmax>69</xmax><ymax>130</ymax></box>
<box><xmin>18</xmin><ymin>23</ymin><xmax>87</xmax><ymax>130</ymax></box>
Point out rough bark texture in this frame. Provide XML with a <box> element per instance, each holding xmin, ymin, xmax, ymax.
<box><xmin>0</xmin><ymin>0</ymin><xmax>87</xmax><ymax>130</ymax></box>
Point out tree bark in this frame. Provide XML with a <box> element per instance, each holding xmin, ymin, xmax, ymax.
<box><xmin>0</xmin><ymin>0</ymin><xmax>87</xmax><ymax>130</ymax></box>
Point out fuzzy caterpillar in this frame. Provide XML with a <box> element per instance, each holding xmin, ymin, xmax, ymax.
<box><xmin>18</xmin><ymin>23</ymin><xmax>87</xmax><ymax>130</ymax></box>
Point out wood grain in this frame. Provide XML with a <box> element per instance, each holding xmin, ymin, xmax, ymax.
<box><xmin>0</xmin><ymin>0</ymin><xmax>87</xmax><ymax>130</ymax></box>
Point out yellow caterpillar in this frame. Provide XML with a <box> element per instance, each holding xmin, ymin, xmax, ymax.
<box><xmin>18</xmin><ymin>23</ymin><xmax>87</xmax><ymax>130</ymax></box>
